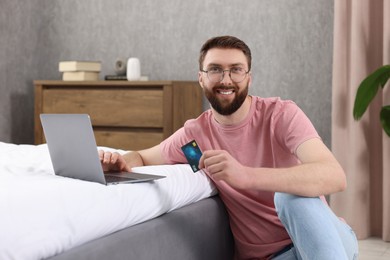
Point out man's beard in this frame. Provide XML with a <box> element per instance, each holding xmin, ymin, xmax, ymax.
<box><xmin>203</xmin><ymin>84</ymin><xmax>249</xmax><ymax>116</ymax></box>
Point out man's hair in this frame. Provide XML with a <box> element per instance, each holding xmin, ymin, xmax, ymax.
<box><xmin>198</xmin><ymin>35</ymin><xmax>252</xmax><ymax>71</ymax></box>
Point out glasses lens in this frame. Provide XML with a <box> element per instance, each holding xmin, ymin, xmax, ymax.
<box><xmin>208</xmin><ymin>71</ymin><xmax>222</xmax><ymax>83</ymax></box>
<box><xmin>230</xmin><ymin>68</ymin><xmax>247</xmax><ymax>83</ymax></box>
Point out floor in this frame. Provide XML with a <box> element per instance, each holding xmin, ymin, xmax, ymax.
<box><xmin>359</xmin><ymin>237</ymin><xmax>390</xmax><ymax>260</ymax></box>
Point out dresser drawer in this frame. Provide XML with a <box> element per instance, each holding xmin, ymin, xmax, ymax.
<box><xmin>42</xmin><ymin>88</ymin><xmax>164</xmax><ymax>127</ymax></box>
<box><xmin>94</xmin><ymin>130</ymin><xmax>163</xmax><ymax>151</ymax></box>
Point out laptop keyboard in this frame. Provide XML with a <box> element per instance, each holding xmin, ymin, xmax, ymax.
<box><xmin>105</xmin><ymin>175</ymin><xmax>136</xmax><ymax>183</ymax></box>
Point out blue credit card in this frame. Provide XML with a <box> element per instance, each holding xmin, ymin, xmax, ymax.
<box><xmin>181</xmin><ymin>140</ymin><xmax>202</xmax><ymax>172</ymax></box>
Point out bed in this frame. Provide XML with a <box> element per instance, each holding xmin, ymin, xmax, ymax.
<box><xmin>0</xmin><ymin>142</ymin><xmax>234</xmax><ymax>260</ymax></box>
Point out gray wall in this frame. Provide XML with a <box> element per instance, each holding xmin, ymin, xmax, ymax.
<box><xmin>0</xmin><ymin>0</ymin><xmax>334</xmax><ymax>147</ymax></box>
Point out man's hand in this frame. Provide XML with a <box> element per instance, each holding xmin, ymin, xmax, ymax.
<box><xmin>98</xmin><ymin>150</ymin><xmax>131</xmax><ymax>172</ymax></box>
<box><xmin>199</xmin><ymin>150</ymin><xmax>251</xmax><ymax>190</ymax></box>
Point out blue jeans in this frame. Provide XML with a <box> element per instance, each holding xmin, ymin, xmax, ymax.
<box><xmin>273</xmin><ymin>193</ymin><xmax>358</xmax><ymax>260</ymax></box>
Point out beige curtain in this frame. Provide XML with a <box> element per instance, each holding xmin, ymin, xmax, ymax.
<box><xmin>330</xmin><ymin>0</ymin><xmax>390</xmax><ymax>240</ymax></box>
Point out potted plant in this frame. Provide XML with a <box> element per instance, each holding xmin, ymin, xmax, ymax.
<box><xmin>353</xmin><ymin>64</ymin><xmax>390</xmax><ymax>137</ymax></box>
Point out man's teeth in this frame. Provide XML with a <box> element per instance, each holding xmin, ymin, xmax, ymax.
<box><xmin>219</xmin><ymin>90</ymin><xmax>233</xmax><ymax>95</ymax></box>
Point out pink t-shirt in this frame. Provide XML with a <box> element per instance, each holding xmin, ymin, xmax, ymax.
<box><xmin>160</xmin><ymin>96</ymin><xmax>320</xmax><ymax>259</ymax></box>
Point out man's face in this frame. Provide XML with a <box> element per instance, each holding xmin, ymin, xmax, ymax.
<box><xmin>199</xmin><ymin>48</ymin><xmax>251</xmax><ymax>116</ymax></box>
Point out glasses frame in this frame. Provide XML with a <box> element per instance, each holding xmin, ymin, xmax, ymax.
<box><xmin>201</xmin><ymin>68</ymin><xmax>250</xmax><ymax>83</ymax></box>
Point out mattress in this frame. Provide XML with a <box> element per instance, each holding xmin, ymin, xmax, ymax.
<box><xmin>0</xmin><ymin>142</ymin><xmax>218</xmax><ymax>260</ymax></box>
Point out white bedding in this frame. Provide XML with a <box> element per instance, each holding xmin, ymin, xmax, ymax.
<box><xmin>0</xmin><ymin>142</ymin><xmax>217</xmax><ymax>260</ymax></box>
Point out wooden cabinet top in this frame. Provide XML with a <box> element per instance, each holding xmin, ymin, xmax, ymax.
<box><xmin>34</xmin><ymin>80</ymin><xmax>199</xmax><ymax>87</ymax></box>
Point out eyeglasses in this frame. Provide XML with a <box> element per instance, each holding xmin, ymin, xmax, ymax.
<box><xmin>201</xmin><ymin>67</ymin><xmax>249</xmax><ymax>83</ymax></box>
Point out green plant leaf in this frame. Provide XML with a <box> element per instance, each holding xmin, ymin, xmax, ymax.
<box><xmin>353</xmin><ymin>65</ymin><xmax>390</xmax><ymax>120</ymax></box>
<box><xmin>380</xmin><ymin>105</ymin><xmax>390</xmax><ymax>137</ymax></box>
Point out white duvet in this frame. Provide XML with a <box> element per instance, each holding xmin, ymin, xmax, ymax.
<box><xmin>0</xmin><ymin>142</ymin><xmax>217</xmax><ymax>260</ymax></box>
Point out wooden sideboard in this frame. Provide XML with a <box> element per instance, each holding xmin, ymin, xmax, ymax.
<box><xmin>34</xmin><ymin>80</ymin><xmax>203</xmax><ymax>150</ymax></box>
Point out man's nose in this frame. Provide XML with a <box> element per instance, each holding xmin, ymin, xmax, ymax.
<box><xmin>220</xmin><ymin>70</ymin><xmax>232</xmax><ymax>85</ymax></box>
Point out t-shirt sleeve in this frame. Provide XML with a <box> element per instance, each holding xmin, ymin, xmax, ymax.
<box><xmin>273</xmin><ymin>101</ymin><xmax>321</xmax><ymax>155</ymax></box>
<box><xmin>160</xmin><ymin>123</ymin><xmax>195</xmax><ymax>164</ymax></box>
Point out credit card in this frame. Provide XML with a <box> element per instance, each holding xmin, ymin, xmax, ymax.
<box><xmin>181</xmin><ymin>140</ymin><xmax>202</xmax><ymax>172</ymax></box>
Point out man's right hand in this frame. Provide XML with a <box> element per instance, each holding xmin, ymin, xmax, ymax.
<box><xmin>98</xmin><ymin>150</ymin><xmax>131</xmax><ymax>172</ymax></box>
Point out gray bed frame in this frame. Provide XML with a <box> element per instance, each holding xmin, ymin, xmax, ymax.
<box><xmin>48</xmin><ymin>196</ymin><xmax>234</xmax><ymax>260</ymax></box>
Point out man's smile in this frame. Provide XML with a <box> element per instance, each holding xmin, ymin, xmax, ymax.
<box><xmin>215</xmin><ymin>87</ymin><xmax>236</xmax><ymax>96</ymax></box>
<box><xmin>218</xmin><ymin>89</ymin><xmax>234</xmax><ymax>95</ymax></box>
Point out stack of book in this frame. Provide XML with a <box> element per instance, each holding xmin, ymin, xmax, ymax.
<box><xmin>59</xmin><ymin>61</ymin><xmax>101</xmax><ymax>81</ymax></box>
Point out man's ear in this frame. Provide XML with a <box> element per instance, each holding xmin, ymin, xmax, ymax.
<box><xmin>248</xmin><ymin>71</ymin><xmax>252</xmax><ymax>87</ymax></box>
<box><xmin>198</xmin><ymin>71</ymin><xmax>205</xmax><ymax>89</ymax></box>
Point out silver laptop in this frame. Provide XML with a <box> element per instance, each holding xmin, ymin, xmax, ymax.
<box><xmin>40</xmin><ymin>114</ymin><xmax>165</xmax><ymax>185</ymax></box>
